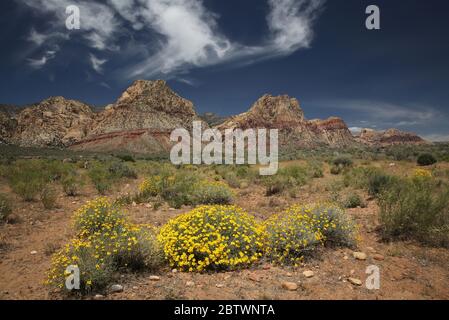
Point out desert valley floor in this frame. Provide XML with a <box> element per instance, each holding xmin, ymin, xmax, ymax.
<box><xmin>0</xmin><ymin>159</ymin><xmax>448</xmax><ymax>300</ymax></box>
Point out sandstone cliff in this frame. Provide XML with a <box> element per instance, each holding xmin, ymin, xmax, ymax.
<box><xmin>217</xmin><ymin>95</ymin><xmax>356</xmax><ymax>149</ymax></box>
<box><xmin>356</xmin><ymin>128</ymin><xmax>426</xmax><ymax>147</ymax></box>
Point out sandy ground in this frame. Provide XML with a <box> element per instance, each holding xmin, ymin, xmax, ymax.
<box><xmin>0</xmin><ymin>167</ymin><xmax>448</xmax><ymax>300</ymax></box>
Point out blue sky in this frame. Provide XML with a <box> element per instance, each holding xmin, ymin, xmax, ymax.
<box><xmin>1</xmin><ymin>0</ymin><xmax>449</xmax><ymax>141</ymax></box>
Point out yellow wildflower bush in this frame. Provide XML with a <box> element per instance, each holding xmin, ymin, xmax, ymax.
<box><xmin>264</xmin><ymin>203</ymin><xmax>357</xmax><ymax>265</ymax></box>
<box><xmin>413</xmin><ymin>169</ymin><xmax>432</xmax><ymax>179</ymax></box>
<box><xmin>138</xmin><ymin>176</ymin><xmax>163</xmax><ymax>198</ymax></box>
<box><xmin>73</xmin><ymin>197</ymin><xmax>126</xmax><ymax>237</ymax></box>
<box><xmin>158</xmin><ymin>205</ymin><xmax>264</xmax><ymax>272</ymax></box>
<box><xmin>264</xmin><ymin>209</ymin><xmax>324</xmax><ymax>265</ymax></box>
<box><xmin>303</xmin><ymin>203</ymin><xmax>357</xmax><ymax>247</ymax></box>
<box><xmin>47</xmin><ymin>198</ymin><xmax>164</xmax><ymax>294</ymax></box>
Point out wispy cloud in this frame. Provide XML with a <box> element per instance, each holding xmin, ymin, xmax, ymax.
<box><xmin>89</xmin><ymin>54</ymin><xmax>107</xmax><ymax>73</ymax></box>
<box><xmin>27</xmin><ymin>50</ymin><xmax>57</xmax><ymax>68</ymax></box>
<box><xmin>19</xmin><ymin>0</ymin><xmax>325</xmax><ymax>78</ymax></box>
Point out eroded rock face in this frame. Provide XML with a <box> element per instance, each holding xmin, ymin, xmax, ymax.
<box><xmin>71</xmin><ymin>80</ymin><xmax>204</xmax><ymax>154</ymax></box>
<box><xmin>0</xmin><ymin>111</ymin><xmax>17</xmax><ymax>143</ymax></box>
<box><xmin>10</xmin><ymin>97</ymin><xmax>95</xmax><ymax>147</ymax></box>
<box><xmin>356</xmin><ymin>128</ymin><xmax>426</xmax><ymax>146</ymax></box>
<box><xmin>217</xmin><ymin>95</ymin><xmax>355</xmax><ymax>149</ymax></box>
<box><xmin>91</xmin><ymin>80</ymin><xmax>200</xmax><ymax>135</ymax></box>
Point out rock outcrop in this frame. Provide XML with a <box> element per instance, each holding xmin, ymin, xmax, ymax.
<box><xmin>71</xmin><ymin>80</ymin><xmax>204</xmax><ymax>154</ymax></box>
<box><xmin>217</xmin><ymin>95</ymin><xmax>356</xmax><ymax>149</ymax></box>
<box><xmin>9</xmin><ymin>97</ymin><xmax>95</xmax><ymax>148</ymax></box>
<box><xmin>356</xmin><ymin>128</ymin><xmax>426</xmax><ymax>146</ymax></box>
<box><xmin>0</xmin><ymin>82</ymin><xmax>429</xmax><ymax>153</ymax></box>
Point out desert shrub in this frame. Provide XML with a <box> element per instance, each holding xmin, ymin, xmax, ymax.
<box><xmin>6</xmin><ymin>160</ymin><xmax>50</xmax><ymax>201</ymax></box>
<box><xmin>116</xmin><ymin>155</ymin><xmax>135</xmax><ymax>162</ymax></box>
<box><xmin>332</xmin><ymin>156</ymin><xmax>353</xmax><ymax>168</ymax></box>
<box><xmin>158</xmin><ymin>205</ymin><xmax>264</xmax><ymax>272</ymax></box>
<box><xmin>343</xmin><ymin>167</ymin><xmax>380</xmax><ymax>189</ymax></box>
<box><xmin>344</xmin><ymin>194</ymin><xmax>365</xmax><ymax>209</ymax></box>
<box><xmin>367</xmin><ymin>172</ymin><xmax>397</xmax><ymax>197</ymax></box>
<box><xmin>264</xmin><ymin>208</ymin><xmax>323</xmax><ymax>265</ymax></box>
<box><xmin>88</xmin><ymin>165</ymin><xmax>112</xmax><ymax>195</ymax></box>
<box><xmin>138</xmin><ymin>171</ymin><xmax>200</xmax><ymax>208</ymax></box>
<box><xmin>223</xmin><ymin>171</ymin><xmax>241</xmax><ymax>188</ymax></box>
<box><xmin>263</xmin><ymin>165</ymin><xmax>308</xmax><ymax>196</ymax></box>
<box><xmin>330</xmin><ymin>165</ymin><xmax>342</xmax><ymax>175</ymax></box>
<box><xmin>0</xmin><ymin>194</ymin><xmax>12</xmax><ymax>223</ymax></box>
<box><xmin>417</xmin><ymin>153</ymin><xmax>437</xmax><ymax>166</ymax></box>
<box><xmin>308</xmin><ymin>161</ymin><xmax>324</xmax><ymax>178</ymax></box>
<box><xmin>47</xmin><ymin>198</ymin><xmax>163</xmax><ymax>294</ymax></box>
<box><xmin>378</xmin><ymin>177</ymin><xmax>449</xmax><ymax>247</ymax></box>
<box><xmin>108</xmin><ymin>162</ymin><xmax>137</xmax><ymax>179</ymax></box>
<box><xmin>192</xmin><ymin>181</ymin><xmax>234</xmax><ymax>205</ymax></box>
<box><xmin>61</xmin><ymin>169</ymin><xmax>84</xmax><ymax>196</ymax></box>
<box><xmin>264</xmin><ymin>175</ymin><xmax>290</xmax><ymax>196</ymax></box>
<box><xmin>40</xmin><ymin>184</ymin><xmax>58</xmax><ymax>209</ymax></box>
<box><xmin>305</xmin><ymin>203</ymin><xmax>357</xmax><ymax>247</ymax></box>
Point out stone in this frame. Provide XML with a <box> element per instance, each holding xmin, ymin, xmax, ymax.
<box><xmin>248</xmin><ymin>273</ymin><xmax>261</xmax><ymax>282</ymax></box>
<box><xmin>282</xmin><ymin>282</ymin><xmax>298</xmax><ymax>291</ymax></box>
<box><xmin>303</xmin><ymin>271</ymin><xmax>315</xmax><ymax>278</ymax></box>
<box><xmin>348</xmin><ymin>278</ymin><xmax>362</xmax><ymax>286</ymax></box>
<box><xmin>110</xmin><ymin>284</ymin><xmax>124</xmax><ymax>293</ymax></box>
<box><xmin>373</xmin><ymin>254</ymin><xmax>385</xmax><ymax>261</ymax></box>
<box><xmin>186</xmin><ymin>281</ymin><xmax>195</xmax><ymax>287</ymax></box>
<box><xmin>215</xmin><ymin>284</ymin><xmax>225</xmax><ymax>288</ymax></box>
<box><xmin>149</xmin><ymin>276</ymin><xmax>160</xmax><ymax>281</ymax></box>
<box><xmin>93</xmin><ymin>294</ymin><xmax>105</xmax><ymax>300</ymax></box>
<box><xmin>30</xmin><ymin>251</ymin><xmax>38</xmax><ymax>255</ymax></box>
<box><xmin>353</xmin><ymin>252</ymin><xmax>367</xmax><ymax>260</ymax></box>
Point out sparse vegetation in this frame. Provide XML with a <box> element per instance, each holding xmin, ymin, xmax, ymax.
<box><xmin>378</xmin><ymin>176</ymin><xmax>449</xmax><ymax>247</ymax></box>
<box><xmin>0</xmin><ymin>194</ymin><xmax>12</xmax><ymax>223</ymax></box>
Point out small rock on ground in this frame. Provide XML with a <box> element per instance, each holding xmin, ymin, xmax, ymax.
<box><xmin>110</xmin><ymin>284</ymin><xmax>124</xmax><ymax>293</ymax></box>
<box><xmin>348</xmin><ymin>278</ymin><xmax>362</xmax><ymax>286</ymax></box>
<box><xmin>149</xmin><ymin>276</ymin><xmax>161</xmax><ymax>281</ymax></box>
<box><xmin>303</xmin><ymin>271</ymin><xmax>315</xmax><ymax>278</ymax></box>
<box><xmin>353</xmin><ymin>252</ymin><xmax>367</xmax><ymax>260</ymax></box>
<box><xmin>282</xmin><ymin>282</ymin><xmax>298</xmax><ymax>291</ymax></box>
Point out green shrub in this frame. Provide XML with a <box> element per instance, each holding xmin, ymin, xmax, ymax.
<box><xmin>116</xmin><ymin>155</ymin><xmax>135</xmax><ymax>162</ymax></box>
<box><xmin>61</xmin><ymin>170</ymin><xmax>84</xmax><ymax>196</ymax></box>
<box><xmin>343</xmin><ymin>167</ymin><xmax>380</xmax><ymax>189</ymax></box>
<box><xmin>344</xmin><ymin>194</ymin><xmax>365</xmax><ymax>209</ymax></box>
<box><xmin>378</xmin><ymin>177</ymin><xmax>449</xmax><ymax>247</ymax></box>
<box><xmin>264</xmin><ymin>165</ymin><xmax>308</xmax><ymax>196</ymax></box>
<box><xmin>6</xmin><ymin>160</ymin><xmax>50</xmax><ymax>201</ymax></box>
<box><xmin>223</xmin><ymin>171</ymin><xmax>241</xmax><ymax>188</ymax></box>
<box><xmin>308</xmin><ymin>161</ymin><xmax>324</xmax><ymax>178</ymax></box>
<box><xmin>264</xmin><ymin>175</ymin><xmax>290</xmax><ymax>196</ymax></box>
<box><xmin>41</xmin><ymin>185</ymin><xmax>58</xmax><ymax>209</ymax></box>
<box><xmin>330</xmin><ymin>165</ymin><xmax>342</xmax><ymax>175</ymax></box>
<box><xmin>108</xmin><ymin>162</ymin><xmax>137</xmax><ymax>179</ymax></box>
<box><xmin>332</xmin><ymin>157</ymin><xmax>353</xmax><ymax>168</ymax></box>
<box><xmin>192</xmin><ymin>181</ymin><xmax>234</xmax><ymax>205</ymax></box>
<box><xmin>417</xmin><ymin>153</ymin><xmax>437</xmax><ymax>166</ymax></box>
<box><xmin>88</xmin><ymin>165</ymin><xmax>112</xmax><ymax>195</ymax></box>
<box><xmin>0</xmin><ymin>194</ymin><xmax>12</xmax><ymax>223</ymax></box>
<box><xmin>367</xmin><ymin>172</ymin><xmax>396</xmax><ymax>197</ymax></box>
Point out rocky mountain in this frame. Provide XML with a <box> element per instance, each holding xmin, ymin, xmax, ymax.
<box><xmin>0</xmin><ymin>81</ymin><xmax>429</xmax><ymax>153</ymax></box>
<box><xmin>70</xmin><ymin>80</ymin><xmax>204</xmax><ymax>154</ymax></box>
<box><xmin>355</xmin><ymin>128</ymin><xmax>426</xmax><ymax>146</ymax></box>
<box><xmin>217</xmin><ymin>95</ymin><xmax>356</xmax><ymax>149</ymax></box>
<box><xmin>7</xmin><ymin>97</ymin><xmax>95</xmax><ymax>148</ymax></box>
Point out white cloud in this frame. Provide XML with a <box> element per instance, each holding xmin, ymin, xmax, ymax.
<box><xmin>89</xmin><ymin>54</ymin><xmax>107</xmax><ymax>73</ymax></box>
<box><xmin>19</xmin><ymin>0</ymin><xmax>324</xmax><ymax>77</ymax></box>
<box><xmin>27</xmin><ymin>50</ymin><xmax>57</xmax><ymax>68</ymax></box>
